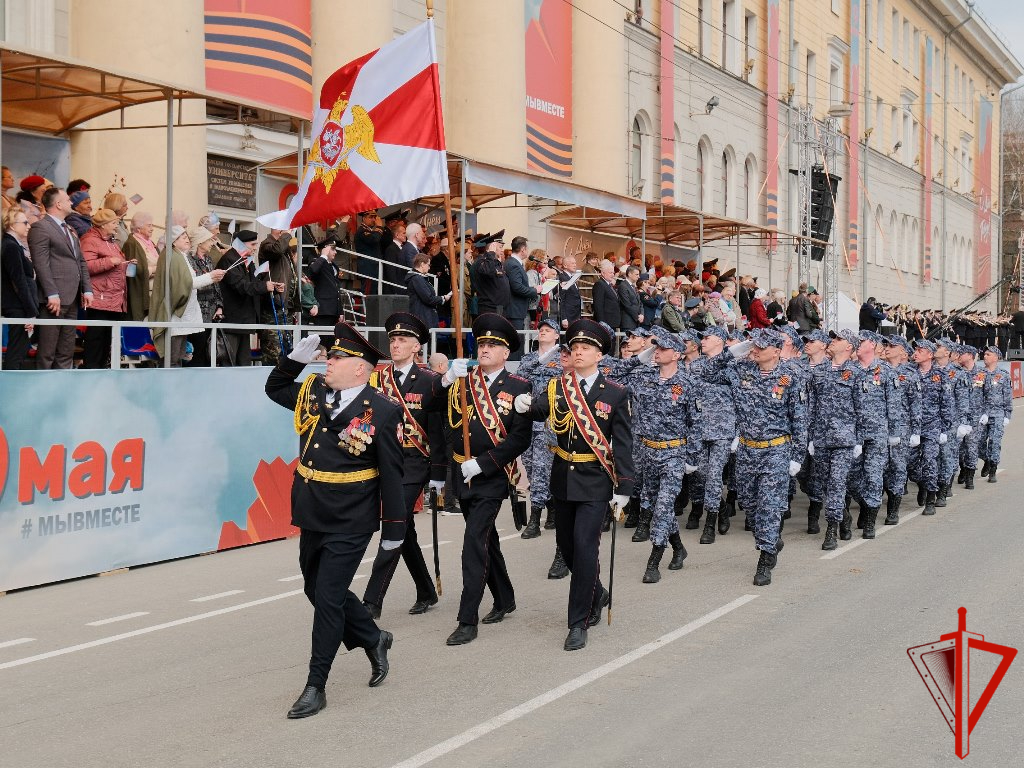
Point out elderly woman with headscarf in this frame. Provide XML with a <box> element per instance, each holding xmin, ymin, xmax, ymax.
<box><xmin>80</xmin><ymin>208</ymin><xmax>136</xmax><ymax>368</ymax></box>
<box><xmin>150</xmin><ymin>225</ymin><xmax>226</xmax><ymax>365</ymax></box>
<box><xmin>65</xmin><ymin>190</ymin><xmax>94</xmax><ymax>237</ymax></box>
<box><xmin>184</xmin><ymin>226</ymin><xmax>224</xmax><ymax>366</ymax></box>
<box><xmin>746</xmin><ymin>287</ymin><xmax>771</xmax><ymax>329</ymax></box>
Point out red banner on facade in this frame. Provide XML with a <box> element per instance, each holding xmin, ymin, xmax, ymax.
<box><xmin>526</xmin><ymin>0</ymin><xmax>573</xmax><ymax>177</ymax></box>
<box><xmin>975</xmin><ymin>97</ymin><xmax>994</xmax><ymax>293</ymax></box>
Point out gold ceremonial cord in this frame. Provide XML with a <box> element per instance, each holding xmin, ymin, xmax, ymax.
<box><xmin>448</xmin><ymin>378</ymin><xmax>466</xmax><ymax>429</ymax></box>
<box><xmin>547</xmin><ymin>377</ymin><xmax>574</xmax><ymax>434</ymax></box>
<box><xmin>294</xmin><ymin>374</ymin><xmax>319</xmax><ymax>436</ymax></box>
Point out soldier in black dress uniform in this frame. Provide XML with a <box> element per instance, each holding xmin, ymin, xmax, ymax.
<box><xmin>469</xmin><ymin>230</ymin><xmax>510</xmax><ymax>315</ymax></box>
<box><xmin>265</xmin><ymin>322</ymin><xmax>406</xmax><ymax>719</ymax></box>
<box><xmin>443</xmin><ymin>313</ymin><xmax>533</xmax><ymax>646</ymax></box>
<box><xmin>516</xmin><ymin>319</ymin><xmax>635</xmax><ymax>651</ymax></box>
<box><xmin>362</xmin><ymin>312</ymin><xmax>446</xmax><ymax>618</ymax></box>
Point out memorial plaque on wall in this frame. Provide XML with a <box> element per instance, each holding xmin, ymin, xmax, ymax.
<box><xmin>207</xmin><ymin>155</ymin><xmax>256</xmax><ymax>210</ymax></box>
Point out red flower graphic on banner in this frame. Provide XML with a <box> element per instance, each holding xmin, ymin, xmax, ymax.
<box><xmin>217</xmin><ymin>457</ymin><xmax>299</xmax><ymax>551</ymax></box>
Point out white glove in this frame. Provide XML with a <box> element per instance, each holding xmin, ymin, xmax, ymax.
<box><xmin>538</xmin><ymin>346</ymin><xmax>559</xmax><ymax>364</ymax></box>
<box><xmin>637</xmin><ymin>345</ymin><xmax>656</xmax><ymax>364</ymax></box>
<box><xmin>684</xmin><ymin>463</ymin><xmax>698</xmax><ymax>475</ymax></box>
<box><xmin>938</xmin><ymin>433</ymin><xmax>947</xmax><ymax>445</ymax></box>
<box><xmin>611</xmin><ymin>494</ymin><xmax>631</xmax><ymax>511</ymax></box>
<box><xmin>729</xmin><ymin>340</ymin><xmax>753</xmax><ymax>358</ymax></box>
<box><xmin>853</xmin><ymin>444</ymin><xmax>863</xmax><ymax>458</ymax></box>
<box><xmin>807</xmin><ymin>441</ymin><xmax>815</xmax><ymax>457</ymax></box>
<box><xmin>979</xmin><ymin>414</ymin><xmax>989</xmax><ymax>425</ymax></box>
<box><xmin>788</xmin><ymin>461</ymin><xmax>802</xmax><ymax>477</ymax></box>
<box><xmin>514</xmin><ymin>393</ymin><xmax>532</xmax><ymax>413</ymax></box>
<box><xmin>908</xmin><ymin>434</ymin><xmax>921</xmax><ymax>447</ymax></box>
<box><xmin>381</xmin><ymin>540</ymin><xmax>403</xmax><ymax>551</ymax></box>
<box><xmin>461</xmin><ymin>458</ymin><xmax>482</xmax><ymax>482</ymax></box>
<box><xmin>731</xmin><ymin>437</ymin><xmax>739</xmax><ymax>453</ymax></box>
<box><xmin>888</xmin><ymin>436</ymin><xmax>901</xmax><ymax>446</ymax></box>
<box><xmin>428</xmin><ymin>480</ymin><xmax>445</xmax><ymax>493</ymax></box>
<box><xmin>442</xmin><ymin>358</ymin><xmax>469</xmax><ymax>387</ymax></box>
<box><xmin>286</xmin><ymin>334</ymin><xmax>322</xmax><ymax>364</ymax></box>
<box><xmin>956</xmin><ymin>425</ymin><xmax>972</xmax><ymax>439</ymax></box>
<box><xmin>1004</xmin><ymin>417</ymin><xmax>1010</xmax><ymax>427</ymax></box>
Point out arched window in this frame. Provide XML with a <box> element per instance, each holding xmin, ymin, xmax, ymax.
<box><xmin>743</xmin><ymin>155</ymin><xmax>758</xmax><ymax>222</ymax></box>
<box><xmin>721</xmin><ymin>151</ymin><xmax>730</xmax><ymax>216</ymax></box>
<box><xmin>697</xmin><ymin>136</ymin><xmax>712</xmax><ymax>211</ymax></box>
<box><xmin>630</xmin><ymin>111</ymin><xmax>653</xmax><ymax>199</ymax></box>
<box><xmin>888</xmin><ymin>212</ymin><xmax>898</xmax><ymax>270</ymax></box>
<box><xmin>873</xmin><ymin>206</ymin><xmax>884</xmax><ymax>266</ymax></box>
<box><xmin>631</xmin><ymin>116</ymin><xmax>643</xmax><ymax>196</ymax></box>
<box><xmin>933</xmin><ymin>226</ymin><xmax>940</xmax><ymax>278</ymax></box>
<box><xmin>911</xmin><ymin>219</ymin><xmax>919</xmax><ymax>275</ymax></box>
<box><xmin>966</xmin><ymin>239</ymin><xmax>973</xmax><ymax>287</ymax></box>
<box><xmin>901</xmin><ymin>214</ymin><xmax>910</xmax><ymax>272</ymax></box>
<box><xmin>721</xmin><ymin>145</ymin><xmax>736</xmax><ymax>217</ymax></box>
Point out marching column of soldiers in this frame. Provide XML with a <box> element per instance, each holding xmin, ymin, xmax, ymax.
<box><xmin>264</xmin><ymin>312</ymin><xmax>1013</xmax><ymax>718</ymax></box>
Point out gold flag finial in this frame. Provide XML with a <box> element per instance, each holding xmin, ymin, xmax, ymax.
<box><xmin>426</xmin><ymin>0</ymin><xmax>434</xmax><ymax>19</ymax></box>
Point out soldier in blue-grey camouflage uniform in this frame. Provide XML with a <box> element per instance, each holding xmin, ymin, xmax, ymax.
<box><xmin>704</xmin><ymin>328</ymin><xmax>807</xmax><ymax>586</ymax></box>
<box><xmin>798</xmin><ymin>329</ymin><xmax>832</xmax><ymax>532</ymax></box>
<box><xmin>957</xmin><ymin>345</ymin><xmax>984</xmax><ymax>490</ymax></box>
<box><xmin>847</xmin><ymin>330</ymin><xmax>894</xmax><ymax>538</ymax></box>
<box><xmin>933</xmin><ymin>337</ymin><xmax>973</xmax><ymax>507</ymax></box>
<box><xmin>978</xmin><ymin>345</ymin><xmax>1013</xmax><ymax>482</ymax></box>
<box><xmin>608</xmin><ymin>329</ymin><xmax>701</xmax><ymax>583</ymax></box>
<box><xmin>880</xmin><ymin>335</ymin><xmax>922</xmax><ymax>525</ymax></box>
<box><xmin>689</xmin><ymin>326</ymin><xmax>738</xmax><ymax>543</ymax></box>
<box><xmin>911</xmin><ymin>339</ymin><xmax>954</xmax><ymax>515</ymax></box>
<box><xmin>778</xmin><ymin>324</ymin><xmax>810</xmax><ymax>527</ymax></box>
<box><xmin>518</xmin><ymin>318</ymin><xmax>564</xmax><ymax>539</ymax></box>
<box><xmin>806</xmin><ymin>329</ymin><xmax>865</xmax><ymax>549</ymax></box>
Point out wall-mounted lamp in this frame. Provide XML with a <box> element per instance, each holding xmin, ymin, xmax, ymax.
<box><xmin>743</xmin><ymin>59</ymin><xmax>755</xmax><ymax>76</ymax></box>
<box><xmin>862</xmin><ymin>127</ymin><xmax>874</xmax><ymax>142</ymax></box>
<box><xmin>705</xmin><ymin>96</ymin><xmax>720</xmax><ymax>114</ymax></box>
<box><xmin>785</xmin><ymin>84</ymin><xmax>796</xmax><ymax>104</ymax></box>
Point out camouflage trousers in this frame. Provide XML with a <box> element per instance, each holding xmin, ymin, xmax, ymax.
<box><xmin>689</xmin><ymin>439</ymin><xmax>732</xmax><ymax>515</ymax></box>
<box><xmin>978</xmin><ymin>413</ymin><xmax>1006</xmax><ymax>464</ymax></box>
<box><xmin>883</xmin><ymin>440</ymin><xmax>911</xmax><ymax>495</ymax></box>
<box><xmin>960</xmin><ymin>422</ymin><xmax>980</xmax><ymax>470</ymax></box>
<box><xmin>736</xmin><ymin>443</ymin><xmax>789</xmax><ymax>555</ymax></box>
<box><xmin>847</xmin><ymin>437</ymin><xmax>887</xmax><ymax>508</ymax></box>
<box><xmin>260</xmin><ymin>309</ymin><xmax>294</xmax><ymax>366</ymax></box>
<box><xmin>646</xmin><ymin>445</ymin><xmax>684</xmax><ymax>547</ymax></box>
<box><xmin>939</xmin><ymin>432</ymin><xmax>965</xmax><ymax>484</ymax></box>
<box><xmin>634</xmin><ymin>442</ymin><xmax>655</xmax><ymax>509</ymax></box>
<box><xmin>909</xmin><ymin>434</ymin><xmax>941</xmax><ymax>492</ymax></box>
<box><xmin>810</xmin><ymin>446</ymin><xmax>856</xmax><ymax>523</ymax></box>
<box><xmin>523</xmin><ymin>425</ymin><xmax>557</xmax><ymax>507</ymax></box>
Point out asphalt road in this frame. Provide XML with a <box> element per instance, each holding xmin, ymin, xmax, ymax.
<box><xmin>2</xmin><ymin>422</ymin><xmax>1021</xmax><ymax>768</ymax></box>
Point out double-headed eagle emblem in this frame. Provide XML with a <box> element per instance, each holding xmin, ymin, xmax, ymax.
<box><xmin>309</xmin><ymin>95</ymin><xmax>381</xmax><ymax>194</ymax></box>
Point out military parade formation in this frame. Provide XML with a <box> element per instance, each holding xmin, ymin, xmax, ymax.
<box><xmin>264</xmin><ymin>312</ymin><xmax>1013</xmax><ymax>719</ymax></box>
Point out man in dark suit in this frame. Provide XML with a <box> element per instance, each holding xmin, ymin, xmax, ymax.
<box><xmin>504</xmin><ymin>235</ymin><xmax>539</xmax><ymax>360</ymax></box>
<box><xmin>363</xmin><ymin>312</ymin><xmax>447</xmax><ymax>618</ymax></box>
<box><xmin>29</xmin><ymin>187</ymin><xmax>93</xmax><ymax>369</ymax></box>
<box><xmin>307</xmin><ymin>236</ymin><xmax>342</xmax><ymax>339</ymax></box>
<box><xmin>216</xmin><ymin>229</ymin><xmax>280</xmax><ymax>366</ymax></box>
<box><xmin>590</xmin><ymin>259</ymin><xmax>621</xmax><ymax>331</ymax></box>
<box><xmin>555</xmin><ymin>254</ymin><xmax>583</xmax><ymax>329</ymax></box>
<box><xmin>265</xmin><ymin>321</ymin><xmax>405</xmax><ymax>719</ymax></box>
<box><xmin>517</xmin><ymin>318</ymin><xmax>635</xmax><ymax>651</ymax></box>
<box><xmin>617</xmin><ymin>266</ymin><xmax>644</xmax><ymax>333</ymax></box>
<box><xmin>381</xmin><ymin>219</ymin><xmax>414</xmax><ymax>295</ymax></box>
<box><xmin>442</xmin><ymin>313</ymin><xmax>533</xmax><ymax>646</ymax></box>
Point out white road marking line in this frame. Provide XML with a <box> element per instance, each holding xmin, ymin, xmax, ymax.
<box><xmin>388</xmin><ymin>594</ymin><xmax>759</xmax><ymax>768</ymax></box>
<box><xmin>0</xmin><ymin>590</ymin><xmax>304</xmax><ymax>672</ymax></box>
<box><xmin>820</xmin><ymin>510</ymin><xmax>922</xmax><ymax>560</ymax></box>
<box><xmin>278</xmin><ymin>575</ymin><xmax>303</xmax><ymax>582</ymax></box>
<box><xmin>499</xmin><ymin>533</ymin><xmax>521</xmax><ymax>541</ymax></box>
<box><xmin>0</xmin><ymin>638</ymin><xmax>35</xmax><ymax>650</ymax></box>
<box><xmin>85</xmin><ymin>612</ymin><xmax>150</xmax><ymax>627</ymax></box>
<box><xmin>190</xmin><ymin>590</ymin><xmax>244</xmax><ymax>603</ymax></box>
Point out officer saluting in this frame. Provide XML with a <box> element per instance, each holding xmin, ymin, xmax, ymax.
<box><xmin>516</xmin><ymin>319</ymin><xmax>635</xmax><ymax>651</ymax></box>
<box><xmin>362</xmin><ymin>312</ymin><xmax>446</xmax><ymax>619</ymax></box>
<box><xmin>265</xmin><ymin>323</ymin><xmax>405</xmax><ymax>719</ymax></box>
<box><xmin>443</xmin><ymin>313</ymin><xmax>533</xmax><ymax>646</ymax></box>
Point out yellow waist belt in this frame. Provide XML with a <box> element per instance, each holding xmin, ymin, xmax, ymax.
<box><xmin>739</xmin><ymin>435</ymin><xmax>791</xmax><ymax>449</ymax></box>
<box><xmin>296</xmin><ymin>465</ymin><xmax>380</xmax><ymax>484</ymax></box>
<box><xmin>550</xmin><ymin>446</ymin><xmax>599</xmax><ymax>462</ymax></box>
<box><xmin>641</xmin><ymin>437</ymin><xmax>687</xmax><ymax>449</ymax></box>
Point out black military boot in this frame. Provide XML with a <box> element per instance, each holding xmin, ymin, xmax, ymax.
<box><xmin>957</xmin><ymin>466</ymin><xmax>967</xmax><ymax>485</ymax></box>
<box><xmin>988</xmin><ymin>463</ymin><xmax>998</xmax><ymax>483</ymax></box>
<box><xmin>981</xmin><ymin>460</ymin><xmax>991</xmax><ymax>477</ymax></box>
<box><xmin>862</xmin><ymin>507</ymin><xmax>879</xmax><ymax>539</ymax></box>
<box><xmin>521</xmin><ymin>506</ymin><xmax>543</xmax><ymax>539</ymax></box>
<box><xmin>674</xmin><ymin>481</ymin><xmax>690</xmax><ymax>517</ymax></box>
<box><xmin>856</xmin><ymin>501</ymin><xmax>866</xmax><ymax>530</ymax></box>
<box><xmin>668</xmin><ymin>532</ymin><xmax>687</xmax><ymax>569</ymax></box>
<box><xmin>964</xmin><ymin>469</ymin><xmax>976</xmax><ymax>490</ymax></box>
<box><xmin>822</xmin><ymin>521</ymin><xmax>839</xmax><ymax>550</ymax></box>
<box><xmin>632</xmin><ymin>508</ymin><xmax>651</xmax><ymax>542</ymax></box>
<box><xmin>923</xmin><ymin>491</ymin><xmax>937</xmax><ymax>515</ymax></box>
<box><xmin>946</xmin><ymin>473</ymin><xmax>956</xmax><ymax>499</ymax></box>
<box><xmin>623</xmin><ymin>497</ymin><xmax>639</xmax><ymax>528</ymax></box>
<box><xmin>724</xmin><ymin>489</ymin><xmax>738</xmax><ymax>517</ymax></box>
<box><xmin>839</xmin><ymin>508</ymin><xmax>853</xmax><ymax>541</ymax></box>
<box><xmin>717</xmin><ymin>505</ymin><xmax>731</xmax><ymax>535</ymax></box>
<box><xmin>547</xmin><ymin>546</ymin><xmax>569</xmax><ymax>579</ymax></box>
<box><xmin>884</xmin><ymin>491</ymin><xmax>901</xmax><ymax>525</ymax></box>
<box><xmin>807</xmin><ymin>500</ymin><xmax>822</xmax><ymax>534</ymax></box>
<box><xmin>752</xmin><ymin>550</ymin><xmax>777</xmax><ymax>586</ymax></box>
<box><xmin>917</xmin><ymin>484</ymin><xmax>927</xmax><ymax>506</ymax></box>
<box><xmin>699</xmin><ymin>510</ymin><xmax>717</xmax><ymax>544</ymax></box>
<box><xmin>642</xmin><ymin>545</ymin><xmax>666</xmax><ymax>583</ymax></box>
<box><xmin>685</xmin><ymin>502</ymin><xmax>703</xmax><ymax>530</ymax></box>
<box><xmin>543</xmin><ymin>503</ymin><xmax>556</xmax><ymax>530</ymax></box>
<box><xmin>934</xmin><ymin>484</ymin><xmax>947</xmax><ymax>508</ymax></box>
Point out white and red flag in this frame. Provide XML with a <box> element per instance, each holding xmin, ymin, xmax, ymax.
<box><xmin>259</xmin><ymin>20</ymin><xmax>447</xmax><ymax>229</ymax></box>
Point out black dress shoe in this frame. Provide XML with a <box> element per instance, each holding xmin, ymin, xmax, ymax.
<box><xmin>362</xmin><ymin>601</ymin><xmax>382</xmax><ymax>620</ymax></box>
<box><xmin>287</xmin><ymin>685</ymin><xmax>326</xmax><ymax>719</ymax></box>
<box><xmin>564</xmin><ymin>626</ymin><xmax>587</xmax><ymax>651</ymax></box>
<box><xmin>586</xmin><ymin>588</ymin><xmax>610</xmax><ymax>627</ymax></box>
<box><xmin>408</xmin><ymin>596</ymin><xmax>438</xmax><ymax>615</ymax></box>
<box><xmin>446</xmin><ymin>623</ymin><xmax>478</xmax><ymax>646</ymax></box>
<box><xmin>481</xmin><ymin>603</ymin><xmax>516</xmax><ymax>624</ymax></box>
<box><xmin>366</xmin><ymin>630</ymin><xmax>392</xmax><ymax>687</ymax></box>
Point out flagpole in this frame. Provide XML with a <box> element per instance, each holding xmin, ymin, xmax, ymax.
<box><xmin>443</xmin><ymin>192</ymin><xmax>471</xmax><ymax>460</ymax></box>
